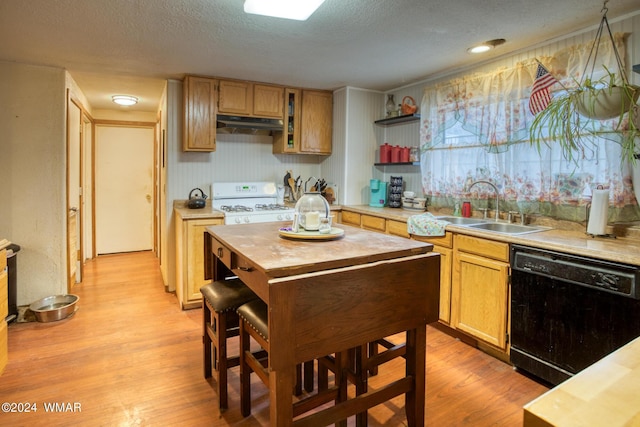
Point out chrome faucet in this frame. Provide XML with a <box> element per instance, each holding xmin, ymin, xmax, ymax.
<box><xmin>468</xmin><ymin>180</ymin><xmax>500</xmax><ymax>221</ymax></box>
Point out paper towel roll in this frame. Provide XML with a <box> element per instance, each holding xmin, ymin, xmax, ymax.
<box><xmin>587</xmin><ymin>189</ymin><xmax>609</xmax><ymax>235</ymax></box>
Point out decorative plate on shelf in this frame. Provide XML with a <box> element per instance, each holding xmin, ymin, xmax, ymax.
<box><xmin>278</xmin><ymin>227</ymin><xmax>344</xmax><ymax>241</ymax></box>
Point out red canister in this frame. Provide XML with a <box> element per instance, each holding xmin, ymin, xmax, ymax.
<box><xmin>380</xmin><ymin>143</ymin><xmax>391</xmax><ymax>163</ymax></box>
<box><xmin>400</xmin><ymin>146</ymin><xmax>410</xmax><ymax>162</ymax></box>
<box><xmin>462</xmin><ymin>201</ymin><xmax>472</xmax><ymax>218</ymax></box>
<box><xmin>391</xmin><ymin>145</ymin><xmax>401</xmax><ymax>163</ymax></box>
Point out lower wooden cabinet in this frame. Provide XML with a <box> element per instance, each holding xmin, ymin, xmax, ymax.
<box><xmin>412</xmin><ymin>233</ymin><xmax>453</xmax><ymax>323</ymax></box>
<box><xmin>451</xmin><ymin>234</ymin><xmax>510</xmax><ymax>351</ymax></box>
<box><xmin>175</xmin><ymin>217</ymin><xmax>223</xmax><ymax>309</ymax></box>
<box><xmin>340</xmin><ymin>210</ymin><xmax>361</xmax><ymax>227</ymax></box>
<box><xmin>1</xmin><ymin>249</ymin><xmax>7</xmax><ymax>375</ymax></box>
<box><xmin>361</xmin><ymin>214</ymin><xmax>385</xmax><ymax>232</ymax></box>
<box><xmin>386</xmin><ymin>219</ymin><xmax>409</xmax><ymax>238</ymax></box>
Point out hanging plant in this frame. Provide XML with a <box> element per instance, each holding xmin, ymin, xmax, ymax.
<box><xmin>528</xmin><ymin>3</ymin><xmax>640</xmax><ymax>165</ymax></box>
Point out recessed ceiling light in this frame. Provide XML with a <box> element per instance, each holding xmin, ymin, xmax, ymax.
<box><xmin>112</xmin><ymin>95</ymin><xmax>138</xmax><ymax>106</ymax></box>
<box><xmin>467</xmin><ymin>38</ymin><xmax>506</xmax><ymax>54</ymax></box>
<box><xmin>244</xmin><ymin>0</ymin><xmax>326</xmax><ymax>21</ymax></box>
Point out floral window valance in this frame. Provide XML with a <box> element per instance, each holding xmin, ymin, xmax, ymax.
<box><xmin>418</xmin><ymin>33</ymin><xmax>640</xmax><ymax>223</ymax></box>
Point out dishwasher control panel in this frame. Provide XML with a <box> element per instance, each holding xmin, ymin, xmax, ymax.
<box><xmin>511</xmin><ymin>245</ymin><xmax>639</xmax><ymax>299</ymax></box>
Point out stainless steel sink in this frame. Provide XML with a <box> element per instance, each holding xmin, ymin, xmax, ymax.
<box><xmin>435</xmin><ymin>216</ymin><xmax>488</xmax><ymax>225</ymax></box>
<box><xmin>466</xmin><ymin>222</ymin><xmax>549</xmax><ymax>235</ymax></box>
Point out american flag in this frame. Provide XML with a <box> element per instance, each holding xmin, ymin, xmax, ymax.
<box><xmin>529</xmin><ymin>63</ymin><xmax>558</xmax><ymax>115</ymax></box>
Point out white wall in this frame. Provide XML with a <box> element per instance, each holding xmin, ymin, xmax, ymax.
<box><xmin>0</xmin><ymin>61</ymin><xmax>67</xmax><ymax>305</ymax></box>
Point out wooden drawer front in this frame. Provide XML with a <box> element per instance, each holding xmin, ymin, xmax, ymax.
<box><xmin>411</xmin><ymin>232</ymin><xmax>453</xmax><ymax>249</ymax></box>
<box><xmin>211</xmin><ymin>238</ymin><xmax>233</xmax><ymax>270</ymax></box>
<box><xmin>0</xmin><ymin>320</ymin><xmax>6</xmax><ymax>375</ymax></box>
<box><xmin>233</xmin><ymin>255</ymin><xmax>268</xmax><ymax>303</ymax></box>
<box><xmin>361</xmin><ymin>215</ymin><xmax>386</xmax><ymax>232</ymax></box>
<box><xmin>387</xmin><ymin>219</ymin><xmax>409</xmax><ymax>238</ymax></box>
<box><xmin>454</xmin><ymin>234</ymin><xmax>509</xmax><ymax>262</ymax></box>
<box><xmin>341</xmin><ymin>211</ymin><xmax>361</xmax><ymax>226</ymax></box>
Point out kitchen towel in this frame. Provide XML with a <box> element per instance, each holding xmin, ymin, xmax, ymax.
<box><xmin>407</xmin><ymin>212</ymin><xmax>448</xmax><ymax>237</ymax></box>
<box><xmin>587</xmin><ymin>188</ymin><xmax>609</xmax><ymax>236</ymax></box>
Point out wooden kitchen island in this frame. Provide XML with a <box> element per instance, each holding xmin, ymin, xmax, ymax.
<box><xmin>207</xmin><ymin>222</ymin><xmax>440</xmax><ymax>426</ymax></box>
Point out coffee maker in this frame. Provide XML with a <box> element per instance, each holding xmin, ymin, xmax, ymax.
<box><xmin>369</xmin><ymin>179</ymin><xmax>387</xmax><ymax>207</ymax></box>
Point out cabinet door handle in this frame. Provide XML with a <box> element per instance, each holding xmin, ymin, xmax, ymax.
<box><xmin>237</xmin><ymin>266</ymin><xmax>253</xmax><ymax>272</ymax></box>
<box><xmin>217</xmin><ymin>248</ymin><xmax>223</xmax><ymax>258</ymax></box>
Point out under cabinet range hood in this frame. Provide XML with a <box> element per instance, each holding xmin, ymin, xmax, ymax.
<box><xmin>216</xmin><ymin>114</ymin><xmax>284</xmax><ymax>131</ymax></box>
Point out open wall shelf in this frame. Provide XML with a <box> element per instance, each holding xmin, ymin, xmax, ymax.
<box><xmin>374</xmin><ymin>114</ymin><xmax>420</xmax><ymax>126</ymax></box>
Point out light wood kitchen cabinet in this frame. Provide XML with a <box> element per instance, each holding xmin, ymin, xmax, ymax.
<box><xmin>451</xmin><ymin>234</ymin><xmax>510</xmax><ymax>351</ymax></box>
<box><xmin>274</xmin><ymin>89</ymin><xmax>332</xmax><ymax>155</ymax></box>
<box><xmin>0</xmin><ymin>249</ymin><xmax>7</xmax><ymax>375</ymax></box>
<box><xmin>340</xmin><ymin>210</ymin><xmax>361</xmax><ymax>227</ymax></box>
<box><xmin>175</xmin><ymin>217</ymin><xmax>223</xmax><ymax>309</ymax></box>
<box><xmin>183</xmin><ymin>76</ymin><xmax>218</xmax><ymax>152</ymax></box>
<box><xmin>361</xmin><ymin>214</ymin><xmax>386</xmax><ymax>232</ymax></box>
<box><xmin>300</xmin><ymin>90</ymin><xmax>332</xmax><ymax>154</ymax></box>
<box><xmin>273</xmin><ymin>88</ymin><xmax>301</xmax><ymax>154</ymax></box>
<box><xmin>387</xmin><ymin>219</ymin><xmax>409</xmax><ymax>238</ymax></box>
<box><xmin>413</xmin><ymin>232</ymin><xmax>453</xmax><ymax>324</ymax></box>
<box><xmin>218</xmin><ymin>80</ymin><xmax>283</xmax><ymax>118</ymax></box>
<box><xmin>253</xmin><ymin>84</ymin><xmax>284</xmax><ymax>117</ymax></box>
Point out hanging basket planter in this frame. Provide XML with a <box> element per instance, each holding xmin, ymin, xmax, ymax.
<box><xmin>574</xmin><ymin>86</ymin><xmax>640</xmax><ymax>120</ymax></box>
<box><xmin>528</xmin><ymin>2</ymin><xmax>640</xmax><ymax>165</ymax></box>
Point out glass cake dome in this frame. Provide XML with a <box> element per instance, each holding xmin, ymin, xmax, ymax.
<box><xmin>294</xmin><ymin>192</ymin><xmax>330</xmax><ymax>231</ymax></box>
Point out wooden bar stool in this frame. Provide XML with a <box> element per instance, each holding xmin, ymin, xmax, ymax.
<box><xmin>201</xmin><ymin>278</ymin><xmax>260</xmax><ymax>411</ymax></box>
<box><xmin>237</xmin><ymin>299</ymin><xmax>349</xmax><ymax>424</ymax></box>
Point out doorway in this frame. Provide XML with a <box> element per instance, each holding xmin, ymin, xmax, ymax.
<box><xmin>95</xmin><ymin>124</ymin><xmax>155</xmax><ymax>255</ymax></box>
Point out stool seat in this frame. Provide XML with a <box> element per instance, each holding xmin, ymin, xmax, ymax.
<box><xmin>201</xmin><ymin>278</ymin><xmax>259</xmax><ymax>412</ymax></box>
<box><xmin>201</xmin><ymin>278</ymin><xmax>257</xmax><ymax>313</ymax></box>
<box><xmin>236</xmin><ymin>299</ymin><xmax>268</xmax><ymax>339</ymax></box>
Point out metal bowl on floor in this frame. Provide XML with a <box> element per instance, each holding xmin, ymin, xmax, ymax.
<box><xmin>29</xmin><ymin>294</ymin><xmax>79</xmax><ymax>323</ymax></box>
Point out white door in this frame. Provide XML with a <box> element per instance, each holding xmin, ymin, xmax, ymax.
<box><xmin>95</xmin><ymin>125</ymin><xmax>154</xmax><ymax>254</ymax></box>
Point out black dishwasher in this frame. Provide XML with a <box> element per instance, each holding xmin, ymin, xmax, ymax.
<box><xmin>510</xmin><ymin>244</ymin><xmax>640</xmax><ymax>386</ymax></box>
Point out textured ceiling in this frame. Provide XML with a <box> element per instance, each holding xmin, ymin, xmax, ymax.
<box><xmin>1</xmin><ymin>0</ymin><xmax>638</xmax><ymax>112</ymax></box>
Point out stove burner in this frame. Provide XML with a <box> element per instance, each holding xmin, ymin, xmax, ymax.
<box><xmin>254</xmin><ymin>204</ymin><xmax>290</xmax><ymax>211</ymax></box>
<box><xmin>220</xmin><ymin>205</ymin><xmax>254</xmax><ymax>212</ymax></box>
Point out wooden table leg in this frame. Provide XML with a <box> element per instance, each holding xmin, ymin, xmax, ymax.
<box><xmin>405</xmin><ymin>327</ymin><xmax>426</xmax><ymax>427</ymax></box>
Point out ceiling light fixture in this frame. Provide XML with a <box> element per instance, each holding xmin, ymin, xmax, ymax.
<box><xmin>112</xmin><ymin>95</ymin><xmax>138</xmax><ymax>106</ymax></box>
<box><xmin>243</xmin><ymin>0</ymin><xmax>326</xmax><ymax>21</ymax></box>
<box><xmin>467</xmin><ymin>38</ymin><xmax>506</xmax><ymax>54</ymax></box>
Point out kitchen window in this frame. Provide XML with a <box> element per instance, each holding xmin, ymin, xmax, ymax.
<box><xmin>418</xmin><ymin>33</ymin><xmax>640</xmax><ymax>223</ymax></box>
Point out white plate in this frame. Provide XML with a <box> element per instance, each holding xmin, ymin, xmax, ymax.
<box><xmin>278</xmin><ymin>227</ymin><xmax>344</xmax><ymax>240</ymax></box>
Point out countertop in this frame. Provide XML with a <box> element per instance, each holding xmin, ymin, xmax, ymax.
<box><xmin>341</xmin><ymin>205</ymin><xmax>640</xmax><ymax>266</ymax></box>
<box><xmin>523</xmin><ymin>335</ymin><xmax>640</xmax><ymax>427</ymax></box>
<box><xmin>173</xmin><ymin>200</ymin><xmax>225</xmax><ymax>220</ymax></box>
<box><xmin>173</xmin><ymin>200</ymin><xmax>640</xmax><ymax>266</ymax></box>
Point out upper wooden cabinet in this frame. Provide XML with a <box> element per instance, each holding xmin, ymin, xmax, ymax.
<box><xmin>183</xmin><ymin>75</ymin><xmax>331</xmax><ymax>155</ymax></box>
<box><xmin>218</xmin><ymin>80</ymin><xmax>283</xmax><ymax>118</ymax></box>
<box><xmin>274</xmin><ymin>89</ymin><xmax>332</xmax><ymax>155</ymax></box>
<box><xmin>300</xmin><ymin>90</ymin><xmax>332</xmax><ymax>154</ymax></box>
<box><xmin>183</xmin><ymin>76</ymin><xmax>218</xmax><ymax>152</ymax></box>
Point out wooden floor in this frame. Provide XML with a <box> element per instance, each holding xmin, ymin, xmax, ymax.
<box><xmin>0</xmin><ymin>252</ymin><xmax>548</xmax><ymax>426</ymax></box>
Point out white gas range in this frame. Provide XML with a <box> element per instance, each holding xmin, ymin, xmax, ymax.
<box><xmin>211</xmin><ymin>181</ymin><xmax>295</xmax><ymax>225</ymax></box>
